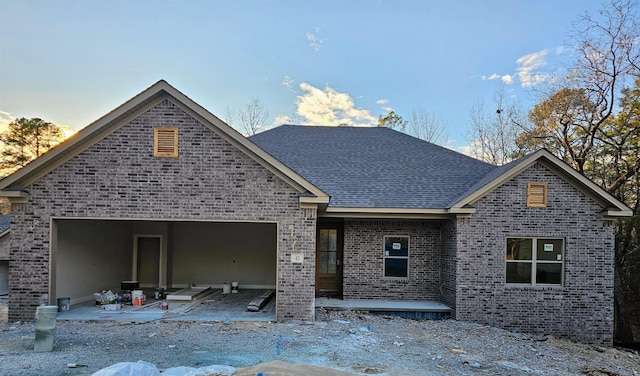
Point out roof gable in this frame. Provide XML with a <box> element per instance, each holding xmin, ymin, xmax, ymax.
<box><xmin>450</xmin><ymin>149</ymin><xmax>632</xmax><ymax>218</ymax></box>
<box><xmin>0</xmin><ymin>81</ymin><xmax>329</xmax><ymax>205</ymax></box>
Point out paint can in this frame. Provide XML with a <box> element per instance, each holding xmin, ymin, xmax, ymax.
<box><xmin>56</xmin><ymin>297</ymin><xmax>70</xmax><ymax>312</ymax></box>
<box><xmin>231</xmin><ymin>282</ymin><xmax>239</xmax><ymax>293</ymax></box>
<box><xmin>222</xmin><ymin>282</ymin><xmax>231</xmax><ymax>294</ymax></box>
<box><xmin>154</xmin><ymin>288</ymin><xmax>164</xmax><ymax>300</ymax></box>
<box><xmin>132</xmin><ymin>290</ymin><xmax>144</xmax><ymax>307</ymax></box>
<box><xmin>161</xmin><ymin>302</ymin><xmax>169</xmax><ymax>310</ymax></box>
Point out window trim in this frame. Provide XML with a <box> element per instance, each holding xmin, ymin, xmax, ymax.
<box><xmin>527</xmin><ymin>182</ymin><xmax>547</xmax><ymax>207</ymax></box>
<box><xmin>383</xmin><ymin>235</ymin><xmax>410</xmax><ymax>279</ymax></box>
<box><xmin>505</xmin><ymin>237</ymin><xmax>564</xmax><ymax>287</ymax></box>
<box><xmin>154</xmin><ymin>127</ymin><xmax>178</xmax><ymax>157</ymax></box>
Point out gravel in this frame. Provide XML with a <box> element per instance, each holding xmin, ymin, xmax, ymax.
<box><xmin>0</xmin><ymin>308</ymin><xmax>638</xmax><ymax>376</ymax></box>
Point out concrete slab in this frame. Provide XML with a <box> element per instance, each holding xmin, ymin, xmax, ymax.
<box><xmin>57</xmin><ymin>289</ymin><xmax>276</xmax><ymax>323</ymax></box>
<box><xmin>315</xmin><ymin>298</ymin><xmax>451</xmax><ymax>313</ymax></box>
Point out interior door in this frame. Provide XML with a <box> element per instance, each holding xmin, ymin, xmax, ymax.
<box><xmin>316</xmin><ymin>226</ymin><xmax>343</xmax><ymax>297</ymax></box>
<box><xmin>136</xmin><ymin>236</ymin><xmax>161</xmax><ymax>287</ymax></box>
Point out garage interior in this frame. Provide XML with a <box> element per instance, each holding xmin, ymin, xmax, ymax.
<box><xmin>50</xmin><ymin>219</ymin><xmax>278</xmax><ymax>321</ymax></box>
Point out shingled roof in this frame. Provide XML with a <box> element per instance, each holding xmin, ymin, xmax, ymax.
<box><xmin>250</xmin><ymin>125</ymin><xmax>497</xmax><ymax>209</ymax></box>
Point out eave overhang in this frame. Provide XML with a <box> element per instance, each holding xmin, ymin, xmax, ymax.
<box><xmin>449</xmin><ymin>149</ymin><xmax>633</xmax><ymax>220</ymax></box>
<box><xmin>0</xmin><ymin>80</ymin><xmax>330</xmax><ymax>206</ymax></box>
<box><xmin>320</xmin><ymin>206</ymin><xmax>476</xmax><ymax>219</ymax></box>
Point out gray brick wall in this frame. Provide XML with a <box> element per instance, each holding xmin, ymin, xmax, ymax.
<box><xmin>440</xmin><ymin>220</ymin><xmax>456</xmax><ymax>312</ymax></box>
<box><xmin>8</xmin><ymin>98</ymin><xmax>317</xmax><ymax>322</ymax></box>
<box><xmin>455</xmin><ymin>162</ymin><xmax>615</xmax><ymax>346</ymax></box>
<box><xmin>343</xmin><ymin>219</ymin><xmax>444</xmax><ymax>300</ymax></box>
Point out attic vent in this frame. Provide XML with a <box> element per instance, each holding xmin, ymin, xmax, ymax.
<box><xmin>154</xmin><ymin>127</ymin><xmax>178</xmax><ymax>157</ymax></box>
<box><xmin>527</xmin><ymin>182</ymin><xmax>547</xmax><ymax>207</ymax></box>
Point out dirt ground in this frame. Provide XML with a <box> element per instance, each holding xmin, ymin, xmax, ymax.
<box><xmin>0</xmin><ymin>308</ymin><xmax>639</xmax><ymax>376</ymax></box>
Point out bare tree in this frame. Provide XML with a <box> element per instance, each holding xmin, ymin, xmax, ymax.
<box><xmin>239</xmin><ymin>98</ymin><xmax>269</xmax><ymax>136</ymax></box>
<box><xmin>408</xmin><ymin>109</ymin><xmax>448</xmax><ymax>145</ymax></box>
<box><xmin>520</xmin><ymin>0</ymin><xmax>640</xmax><ymax>175</ymax></box>
<box><xmin>466</xmin><ymin>85</ymin><xmax>526</xmax><ymax>165</ymax></box>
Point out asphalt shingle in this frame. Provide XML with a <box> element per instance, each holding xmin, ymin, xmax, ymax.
<box><xmin>250</xmin><ymin>125</ymin><xmax>498</xmax><ymax>209</ymax></box>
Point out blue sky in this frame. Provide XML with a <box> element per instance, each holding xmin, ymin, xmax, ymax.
<box><xmin>0</xmin><ymin>0</ymin><xmax>608</xmax><ymax>150</ymax></box>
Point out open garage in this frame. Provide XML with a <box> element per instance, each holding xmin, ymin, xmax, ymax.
<box><xmin>51</xmin><ymin>219</ymin><xmax>278</xmax><ymax>320</ymax></box>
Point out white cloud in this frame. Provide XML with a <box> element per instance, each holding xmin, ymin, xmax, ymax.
<box><xmin>0</xmin><ymin>111</ymin><xmax>14</xmax><ymax>132</ymax></box>
<box><xmin>501</xmin><ymin>74</ymin><xmax>514</xmax><ymax>84</ymax></box>
<box><xmin>274</xmin><ymin>115</ymin><xmax>292</xmax><ymax>125</ymax></box>
<box><xmin>516</xmin><ymin>49</ymin><xmax>550</xmax><ymax>87</ymax></box>
<box><xmin>306</xmin><ymin>30</ymin><xmax>324</xmax><ymax>52</ymax></box>
<box><xmin>295</xmin><ymin>82</ymin><xmax>377</xmax><ymax>127</ymax></box>
<box><xmin>482</xmin><ymin>73</ymin><xmax>514</xmax><ymax>84</ymax></box>
<box><xmin>281</xmin><ymin>75</ymin><xmax>295</xmax><ymax>89</ymax></box>
<box><xmin>376</xmin><ymin>99</ymin><xmax>389</xmax><ymax>105</ymax></box>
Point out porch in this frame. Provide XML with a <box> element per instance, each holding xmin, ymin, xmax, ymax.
<box><xmin>315</xmin><ymin>298</ymin><xmax>451</xmax><ymax>319</ymax></box>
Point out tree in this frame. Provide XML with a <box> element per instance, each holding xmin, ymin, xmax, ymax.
<box><xmin>518</xmin><ymin>0</ymin><xmax>639</xmax><ymax>171</ymax></box>
<box><xmin>240</xmin><ymin>98</ymin><xmax>269</xmax><ymax>136</ymax></box>
<box><xmin>377</xmin><ymin>111</ymin><xmax>407</xmax><ymax>132</ymax></box>
<box><xmin>408</xmin><ymin>109</ymin><xmax>448</xmax><ymax>145</ymax></box>
<box><xmin>515</xmin><ymin>0</ymin><xmax>640</xmax><ymax>345</ymax></box>
<box><xmin>522</xmin><ymin>87</ymin><xmax>602</xmax><ymax>173</ymax></box>
<box><xmin>0</xmin><ymin>117</ymin><xmax>64</xmax><ymax>176</ymax></box>
<box><xmin>467</xmin><ymin>85</ymin><xmax>526</xmax><ymax>165</ymax></box>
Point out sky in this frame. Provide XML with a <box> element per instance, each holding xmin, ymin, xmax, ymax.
<box><xmin>0</xmin><ymin>0</ymin><xmax>610</xmax><ymax>151</ymax></box>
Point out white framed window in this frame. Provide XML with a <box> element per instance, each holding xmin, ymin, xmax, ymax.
<box><xmin>383</xmin><ymin>236</ymin><xmax>409</xmax><ymax>278</ymax></box>
<box><xmin>506</xmin><ymin>237</ymin><xmax>564</xmax><ymax>286</ymax></box>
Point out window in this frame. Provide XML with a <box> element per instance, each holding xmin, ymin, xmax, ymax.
<box><xmin>384</xmin><ymin>236</ymin><xmax>409</xmax><ymax>278</ymax></box>
<box><xmin>506</xmin><ymin>238</ymin><xmax>563</xmax><ymax>285</ymax></box>
<box><xmin>527</xmin><ymin>182</ymin><xmax>547</xmax><ymax>207</ymax></box>
<box><xmin>154</xmin><ymin>127</ymin><xmax>178</xmax><ymax>157</ymax></box>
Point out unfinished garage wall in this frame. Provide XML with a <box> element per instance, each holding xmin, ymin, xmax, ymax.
<box><xmin>55</xmin><ymin>220</ymin><xmax>132</xmax><ymax>303</ymax></box>
<box><xmin>171</xmin><ymin>222</ymin><xmax>277</xmax><ymax>288</ymax></box>
<box><xmin>8</xmin><ymin>97</ymin><xmax>316</xmax><ymax>322</ymax></box>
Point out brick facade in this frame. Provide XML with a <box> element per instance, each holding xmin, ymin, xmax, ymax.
<box><xmin>8</xmin><ymin>98</ymin><xmax>317</xmax><ymax>322</ymax></box>
<box><xmin>454</xmin><ymin>162</ymin><xmax>615</xmax><ymax>346</ymax></box>
<box><xmin>343</xmin><ymin>219</ymin><xmax>444</xmax><ymax>300</ymax></box>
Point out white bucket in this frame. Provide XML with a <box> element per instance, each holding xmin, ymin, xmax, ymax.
<box><xmin>222</xmin><ymin>282</ymin><xmax>231</xmax><ymax>294</ymax></box>
<box><xmin>231</xmin><ymin>282</ymin><xmax>239</xmax><ymax>293</ymax></box>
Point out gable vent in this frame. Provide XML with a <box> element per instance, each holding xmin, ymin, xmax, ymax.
<box><xmin>527</xmin><ymin>182</ymin><xmax>547</xmax><ymax>207</ymax></box>
<box><xmin>154</xmin><ymin>127</ymin><xmax>178</xmax><ymax>157</ymax></box>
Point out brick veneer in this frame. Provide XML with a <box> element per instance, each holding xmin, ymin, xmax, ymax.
<box><xmin>455</xmin><ymin>162</ymin><xmax>615</xmax><ymax>346</ymax></box>
<box><xmin>343</xmin><ymin>219</ymin><xmax>444</xmax><ymax>300</ymax></box>
<box><xmin>8</xmin><ymin>98</ymin><xmax>317</xmax><ymax>322</ymax></box>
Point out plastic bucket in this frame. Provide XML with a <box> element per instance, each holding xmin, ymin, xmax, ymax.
<box><xmin>222</xmin><ymin>282</ymin><xmax>231</xmax><ymax>294</ymax></box>
<box><xmin>133</xmin><ymin>296</ymin><xmax>143</xmax><ymax>307</ymax></box>
<box><xmin>36</xmin><ymin>306</ymin><xmax>58</xmax><ymax>330</ymax></box>
<box><xmin>57</xmin><ymin>297</ymin><xmax>70</xmax><ymax>312</ymax></box>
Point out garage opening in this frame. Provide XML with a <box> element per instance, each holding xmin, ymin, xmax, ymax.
<box><xmin>50</xmin><ymin>219</ymin><xmax>277</xmax><ymax>321</ymax></box>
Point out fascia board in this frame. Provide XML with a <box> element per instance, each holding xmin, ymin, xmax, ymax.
<box><xmin>0</xmin><ymin>83</ymin><xmax>168</xmax><ymax>190</ymax></box>
<box><xmin>451</xmin><ymin>149</ymin><xmax>632</xmax><ymax>216</ymax></box>
<box><xmin>450</xmin><ymin>151</ymin><xmax>541</xmax><ymax>210</ymax></box>
<box><xmin>158</xmin><ymin>83</ymin><xmax>330</xmax><ymax>201</ymax></box>
<box><xmin>322</xmin><ymin>206</ymin><xmax>464</xmax><ymax>219</ymax></box>
<box><xmin>0</xmin><ymin>80</ymin><xmax>329</xmax><ymax>203</ymax></box>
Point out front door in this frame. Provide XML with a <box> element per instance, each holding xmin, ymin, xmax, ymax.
<box><xmin>316</xmin><ymin>226</ymin><xmax>343</xmax><ymax>297</ymax></box>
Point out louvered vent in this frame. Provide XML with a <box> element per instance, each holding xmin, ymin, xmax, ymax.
<box><xmin>527</xmin><ymin>182</ymin><xmax>547</xmax><ymax>207</ymax></box>
<box><xmin>154</xmin><ymin>128</ymin><xmax>178</xmax><ymax>157</ymax></box>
